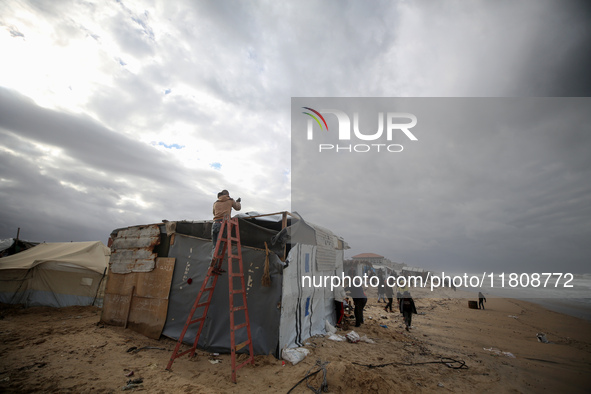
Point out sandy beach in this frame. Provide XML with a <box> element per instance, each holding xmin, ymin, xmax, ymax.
<box><xmin>1</xmin><ymin>288</ymin><xmax>590</xmax><ymax>393</ymax></box>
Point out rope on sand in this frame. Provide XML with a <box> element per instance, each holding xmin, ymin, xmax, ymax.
<box><xmin>352</xmin><ymin>357</ymin><xmax>468</xmax><ymax>370</ymax></box>
<box><xmin>287</xmin><ymin>359</ymin><xmax>330</xmax><ymax>394</ymax></box>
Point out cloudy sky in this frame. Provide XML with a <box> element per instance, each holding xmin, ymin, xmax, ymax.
<box><xmin>1</xmin><ymin>1</ymin><xmax>590</xmax><ymax>273</ymax></box>
<box><xmin>292</xmin><ymin>98</ymin><xmax>591</xmax><ymax>274</ymax></box>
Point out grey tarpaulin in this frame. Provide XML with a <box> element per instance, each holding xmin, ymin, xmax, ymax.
<box><xmin>105</xmin><ymin>212</ymin><xmax>347</xmax><ymax>359</ymax></box>
<box><xmin>162</xmin><ymin>235</ymin><xmax>283</xmax><ymax>356</ymax></box>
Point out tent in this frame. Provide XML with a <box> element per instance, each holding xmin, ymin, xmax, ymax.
<box><xmin>0</xmin><ymin>241</ymin><xmax>110</xmax><ymax>307</ymax></box>
<box><xmin>100</xmin><ymin>212</ymin><xmax>348</xmax><ymax>357</ymax></box>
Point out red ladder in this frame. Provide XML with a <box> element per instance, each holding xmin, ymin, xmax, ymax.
<box><xmin>165</xmin><ymin>216</ymin><xmax>255</xmax><ymax>383</ymax></box>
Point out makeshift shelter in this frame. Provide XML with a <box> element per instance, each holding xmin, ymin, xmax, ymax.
<box><xmin>0</xmin><ymin>241</ymin><xmax>110</xmax><ymax>307</ymax></box>
<box><xmin>0</xmin><ymin>238</ymin><xmax>39</xmax><ymax>257</ymax></box>
<box><xmin>100</xmin><ymin>212</ymin><xmax>348</xmax><ymax>357</ymax></box>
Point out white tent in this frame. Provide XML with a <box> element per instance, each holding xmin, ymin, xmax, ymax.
<box><xmin>0</xmin><ymin>241</ymin><xmax>110</xmax><ymax>307</ymax></box>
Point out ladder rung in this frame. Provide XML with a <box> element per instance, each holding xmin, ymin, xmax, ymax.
<box><xmin>231</xmin><ymin>306</ymin><xmax>247</xmax><ymax>312</ymax></box>
<box><xmin>195</xmin><ymin>302</ymin><xmax>210</xmax><ymax>308</ymax></box>
<box><xmin>189</xmin><ymin>316</ymin><xmax>206</xmax><ymax>324</ymax></box>
<box><xmin>230</xmin><ymin>289</ymin><xmax>245</xmax><ymax>294</ymax></box>
<box><xmin>221</xmin><ymin>236</ymin><xmax>239</xmax><ymax>240</ymax></box>
<box><xmin>234</xmin><ymin>322</ymin><xmax>248</xmax><ymax>330</ymax></box>
<box><xmin>175</xmin><ymin>347</ymin><xmax>197</xmax><ymax>358</ymax></box>
<box><xmin>236</xmin><ymin>357</ymin><xmax>254</xmax><ymax>370</ymax></box>
<box><xmin>235</xmin><ymin>340</ymin><xmax>250</xmax><ymax>351</ymax></box>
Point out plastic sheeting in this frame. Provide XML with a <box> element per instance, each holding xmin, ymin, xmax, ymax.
<box><xmin>0</xmin><ymin>241</ymin><xmax>109</xmax><ymax>273</ymax></box>
<box><xmin>0</xmin><ymin>262</ymin><xmax>105</xmax><ymax>307</ymax></box>
<box><xmin>162</xmin><ymin>235</ymin><xmax>283</xmax><ymax>356</ymax></box>
<box><xmin>279</xmin><ymin>244</ymin><xmax>342</xmax><ymax>350</ymax></box>
<box><xmin>0</xmin><ymin>241</ymin><xmax>109</xmax><ymax>308</ymax></box>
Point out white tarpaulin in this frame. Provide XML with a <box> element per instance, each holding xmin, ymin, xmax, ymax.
<box><xmin>0</xmin><ymin>241</ymin><xmax>110</xmax><ymax>307</ymax></box>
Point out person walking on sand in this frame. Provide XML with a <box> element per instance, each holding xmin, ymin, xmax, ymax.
<box><xmin>377</xmin><ymin>271</ymin><xmax>386</xmax><ymax>303</ymax></box>
<box><xmin>384</xmin><ymin>277</ymin><xmax>394</xmax><ymax>313</ymax></box>
<box><xmin>334</xmin><ymin>284</ymin><xmax>347</xmax><ymax>328</ymax></box>
<box><xmin>397</xmin><ymin>283</ymin><xmax>409</xmax><ymax>310</ymax></box>
<box><xmin>478</xmin><ymin>292</ymin><xmax>487</xmax><ymax>310</ymax></box>
<box><xmin>346</xmin><ymin>269</ymin><xmax>367</xmax><ymax>327</ymax></box>
<box><xmin>399</xmin><ymin>291</ymin><xmax>417</xmax><ymax>331</ymax></box>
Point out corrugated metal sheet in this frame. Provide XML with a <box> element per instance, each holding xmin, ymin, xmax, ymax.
<box><xmin>312</xmin><ymin>224</ymin><xmax>336</xmax><ymax>272</ymax></box>
<box><xmin>110</xmin><ymin>225</ymin><xmax>161</xmax><ymax>274</ymax></box>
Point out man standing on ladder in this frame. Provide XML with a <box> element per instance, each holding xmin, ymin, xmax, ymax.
<box><xmin>212</xmin><ymin>189</ymin><xmax>241</xmax><ymax>250</ymax></box>
<box><xmin>168</xmin><ymin>192</ymin><xmax>254</xmax><ymax>382</ymax></box>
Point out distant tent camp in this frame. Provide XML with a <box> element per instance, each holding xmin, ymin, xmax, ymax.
<box><xmin>0</xmin><ymin>238</ymin><xmax>39</xmax><ymax>257</ymax></box>
<box><xmin>401</xmin><ymin>266</ymin><xmax>429</xmax><ymax>281</ymax></box>
<box><xmin>100</xmin><ymin>212</ymin><xmax>348</xmax><ymax>357</ymax></box>
<box><xmin>0</xmin><ymin>241</ymin><xmax>110</xmax><ymax>308</ymax></box>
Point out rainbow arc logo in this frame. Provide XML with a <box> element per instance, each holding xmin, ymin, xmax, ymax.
<box><xmin>302</xmin><ymin>107</ymin><xmax>328</xmax><ymax>131</ymax></box>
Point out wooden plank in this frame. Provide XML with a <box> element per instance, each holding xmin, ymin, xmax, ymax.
<box><xmin>101</xmin><ymin>268</ymin><xmax>131</xmax><ymax>326</ymax></box>
<box><xmin>125</xmin><ymin>257</ymin><xmax>175</xmax><ymax>339</ymax></box>
<box><xmin>100</xmin><ymin>257</ymin><xmax>176</xmax><ymax>339</ymax></box>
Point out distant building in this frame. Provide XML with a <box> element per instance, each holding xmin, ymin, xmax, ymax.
<box><xmin>352</xmin><ymin>252</ymin><xmax>386</xmax><ymax>264</ymax></box>
<box><xmin>344</xmin><ymin>253</ymin><xmax>390</xmax><ymax>277</ymax></box>
<box><xmin>344</xmin><ymin>253</ymin><xmax>409</xmax><ymax>278</ymax></box>
<box><xmin>402</xmin><ymin>266</ymin><xmax>429</xmax><ymax>281</ymax></box>
<box><xmin>389</xmin><ymin>260</ymin><xmax>406</xmax><ymax>271</ymax></box>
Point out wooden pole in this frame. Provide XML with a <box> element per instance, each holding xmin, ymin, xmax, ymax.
<box><xmin>281</xmin><ymin>212</ymin><xmax>288</xmax><ymax>261</ymax></box>
<box><xmin>15</xmin><ymin>228</ymin><xmax>21</xmax><ymax>253</ymax></box>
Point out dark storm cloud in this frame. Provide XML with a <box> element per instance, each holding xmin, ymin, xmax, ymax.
<box><xmin>0</xmin><ymin>87</ymin><xmax>218</xmax><ymax>242</ymax></box>
<box><xmin>0</xmin><ymin>88</ymin><xmax>188</xmax><ymax>184</ymax></box>
<box><xmin>0</xmin><ymin>141</ymin><xmax>121</xmax><ymax>241</ymax></box>
<box><xmin>510</xmin><ymin>0</ymin><xmax>591</xmax><ymax>96</ymax></box>
<box><xmin>292</xmin><ymin>98</ymin><xmax>591</xmax><ymax>273</ymax></box>
<box><xmin>2</xmin><ymin>0</ymin><xmax>590</xmax><ymax>255</ymax></box>
<box><xmin>385</xmin><ymin>0</ymin><xmax>591</xmax><ymax>97</ymax></box>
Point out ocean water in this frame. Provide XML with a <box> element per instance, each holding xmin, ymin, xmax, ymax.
<box><xmin>458</xmin><ymin>272</ymin><xmax>591</xmax><ymax>321</ymax></box>
<box><xmin>530</xmin><ymin>298</ymin><xmax>591</xmax><ymax>322</ymax></box>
